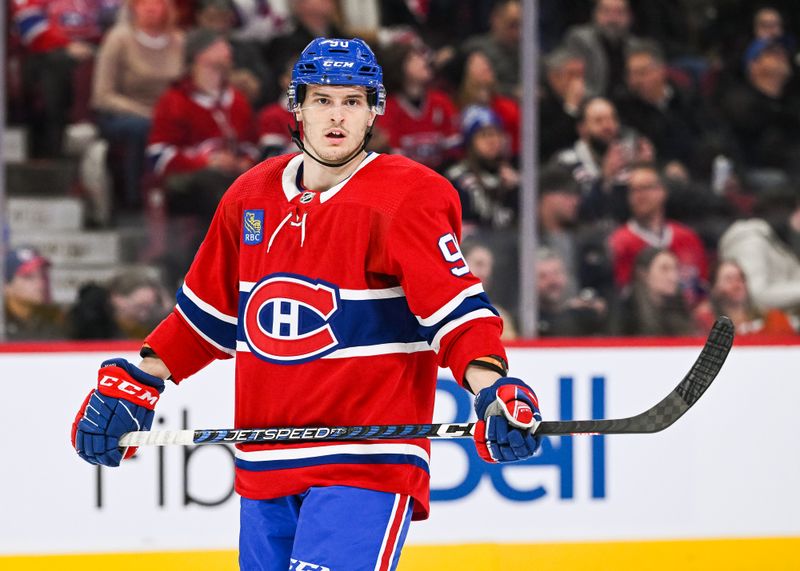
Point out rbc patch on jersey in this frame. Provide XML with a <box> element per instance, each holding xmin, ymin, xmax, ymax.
<box><xmin>243</xmin><ymin>210</ymin><xmax>264</xmax><ymax>245</ymax></box>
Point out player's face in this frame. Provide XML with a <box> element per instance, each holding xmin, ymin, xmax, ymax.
<box><xmin>297</xmin><ymin>85</ymin><xmax>376</xmax><ymax>163</ymax></box>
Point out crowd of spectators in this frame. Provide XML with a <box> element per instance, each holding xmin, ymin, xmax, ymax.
<box><xmin>5</xmin><ymin>0</ymin><xmax>800</xmax><ymax>341</ymax></box>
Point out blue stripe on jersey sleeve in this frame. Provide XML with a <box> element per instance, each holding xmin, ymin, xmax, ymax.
<box><xmin>416</xmin><ymin>292</ymin><xmax>499</xmax><ymax>345</ymax></box>
<box><xmin>177</xmin><ymin>287</ymin><xmax>237</xmax><ymax>351</ymax></box>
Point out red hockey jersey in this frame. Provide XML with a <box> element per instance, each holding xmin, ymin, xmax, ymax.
<box><xmin>10</xmin><ymin>0</ymin><xmax>116</xmax><ymax>52</ymax></box>
<box><xmin>256</xmin><ymin>98</ymin><xmax>296</xmax><ymax>158</ymax></box>
<box><xmin>609</xmin><ymin>220</ymin><xmax>709</xmax><ymax>299</ymax></box>
<box><xmin>380</xmin><ymin>90</ymin><xmax>461</xmax><ymax>170</ymax></box>
<box><xmin>147</xmin><ymin>79</ymin><xmax>258</xmax><ymax>177</ymax></box>
<box><xmin>146</xmin><ymin>152</ymin><xmax>506</xmax><ymax>519</ymax></box>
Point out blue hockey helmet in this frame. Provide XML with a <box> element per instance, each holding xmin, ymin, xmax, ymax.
<box><xmin>288</xmin><ymin>38</ymin><xmax>386</xmax><ymax>115</ymax></box>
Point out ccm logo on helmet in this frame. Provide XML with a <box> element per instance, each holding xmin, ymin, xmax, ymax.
<box><xmin>243</xmin><ymin>275</ymin><xmax>341</xmax><ymax>363</ymax></box>
<box><xmin>323</xmin><ymin>61</ymin><xmax>354</xmax><ymax>68</ymax></box>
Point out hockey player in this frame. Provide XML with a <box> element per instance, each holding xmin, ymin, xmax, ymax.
<box><xmin>71</xmin><ymin>37</ymin><xmax>542</xmax><ymax>571</ymax></box>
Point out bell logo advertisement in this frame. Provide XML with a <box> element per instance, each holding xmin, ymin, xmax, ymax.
<box><xmin>429</xmin><ymin>377</ymin><xmax>606</xmax><ymax>503</ymax></box>
<box><xmin>1</xmin><ymin>345</ymin><xmax>799</xmax><ymax>555</ymax></box>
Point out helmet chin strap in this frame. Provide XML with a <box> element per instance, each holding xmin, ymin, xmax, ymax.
<box><xmin>288</xmin><ymin>116</ymin><xmax>374</xmax><ymax>169</ymax></box>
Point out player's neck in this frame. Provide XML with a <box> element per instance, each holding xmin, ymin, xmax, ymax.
<box><xmin>301</xmin><ymin>151</ymin><xmax>368</xmax><ymax>191</ymax></box>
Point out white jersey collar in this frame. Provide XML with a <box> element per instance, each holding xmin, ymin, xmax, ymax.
<box><xmin>281</xmin><ymin>152</ymin><xmax>381</xmax><ymax>204</ymax></box>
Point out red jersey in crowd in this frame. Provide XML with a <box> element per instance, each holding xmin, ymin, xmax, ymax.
<box><xmin>380</xmin><ymin>90</ymin><xmax>461</xmax><ymax>170</ymax></box>
<box><xmin>609</xmin><ymin>220</ymin><xmax>709</xmax><ymax>302</ymax></box>
<box><xmin>10</xmin><ymin>0</ymin><xmax>118</xmax><ymax>52</ymax></box>
<box><xmin>490</xmin><ymin>94</ymin><xmax>520</xmax><ymax>157</ymax></box>
<box><xmin>147</xmin><ymin>79</ymin><xmax>259</xmax><ymax>177</ymax></box>
<box><xmin>256</xmin><ymin>97</ymin><xmax>297</xmax><ymax>158</ymax></box>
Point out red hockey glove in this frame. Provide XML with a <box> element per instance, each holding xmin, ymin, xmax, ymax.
<box><xmin>71</xmin><ymin>358</ymin><xmax>165</xmax><ymax>467</ymax></box>
<box><xmin>473</xmin><ymin>377</ymin><xmax>542</xmax><ymax>463</ymax></box>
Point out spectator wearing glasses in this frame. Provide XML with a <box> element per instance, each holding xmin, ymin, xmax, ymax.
<box><xmin>608</xmin><ymin>162</ymin><xmax>708</xmax><ymax>305</ymax></box>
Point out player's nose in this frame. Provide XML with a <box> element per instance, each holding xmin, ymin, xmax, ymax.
<box><xmin>329</xmin><ymin>102</ymin><xmax>346</xmax><ymax>122</ymax></box>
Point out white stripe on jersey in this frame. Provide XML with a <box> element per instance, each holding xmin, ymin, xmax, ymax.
<box><xmin>239</xmin><ymin>281</ymin><xmax>406</xmax><ymax>300</ymax></box>
<box><xmin>176</xmin><ymin>305</ymin><xmax>236</xmax><ymax>356</ymax></box>
<box><xmin>182</xmin><ymin>283</ymin><xmax>238</xmax><ymax>323</ymax></box>
<box><xmin>323</xmin><ymin>342</ymin><xmax>431</xmax><ymax>359</ymax></box>
<box><xmin>148</xmin><ymin>143</ymin><xmax>177</xmax><ymax>176</ymax></box>
<box><xmin>235</xmin><ymin>443</ymin><xmax>430</xmax><ymax>466</ymax></box>
<box><xmin>339</xmin><ymin>287</ymin><xmax>405</xmax><ymax>300</ymax></box>
<box><xmin>20</xmin><ymin>20</ymin><xmax>48</xmax><ymax>43</ymax></box>
<box><xmin>235</xmin><ymin>340</ymin><xmax>430</xmax><ymax>357</ymax></box>
<box><xmin>431</xmin><ymin>308</ymin><xmax>497</xmax><ymax>352</ymax></box>
<box><xmin>417</xmin><ymin>283</ymin><xmax>485</xmax><ymax>327</ymax></box>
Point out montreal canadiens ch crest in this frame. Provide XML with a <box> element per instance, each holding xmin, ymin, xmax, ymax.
<box><xmin>243</xmin><ymin>274</ymin><xmax>341</xmax><ymax>363</ymax></box>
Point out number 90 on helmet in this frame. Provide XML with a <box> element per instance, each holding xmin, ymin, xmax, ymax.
<box><xmin>288</xmin><ymin>38</ymin><xmax>386</xmax><ymax>115</ymax></box>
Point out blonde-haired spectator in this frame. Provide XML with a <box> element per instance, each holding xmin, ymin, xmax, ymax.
<box><xmin>92</xmin><ymin>0</ymin><xmax>185</xmax><ymax>209</ymax></box>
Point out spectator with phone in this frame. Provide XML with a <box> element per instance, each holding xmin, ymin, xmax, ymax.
<box><xmin>553</xmin><ymin>96</ymin><xmax>654</xmax><ymax>223</ymax></box>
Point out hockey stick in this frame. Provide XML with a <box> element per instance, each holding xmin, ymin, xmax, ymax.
<box><xmin>119</xmin><ymin>316</ymin><xmax>734</xmax><ymax>447</ymax></box>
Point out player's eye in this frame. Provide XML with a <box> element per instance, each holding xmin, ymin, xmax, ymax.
<box><xmin>315</xmin><ymin>97</ymin><xmax>329</xmax><ymax>105</ymax></box>
<box><xmin>345</xmin><ymin>98</ymin><xmax>361</xmax><ymax>106</ymax></box>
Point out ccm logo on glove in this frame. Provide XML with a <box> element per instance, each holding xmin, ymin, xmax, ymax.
<box><xmin>97</xmin><ymin>370</ymin><xmax>160</xmax><ymax>409</ymax></box>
